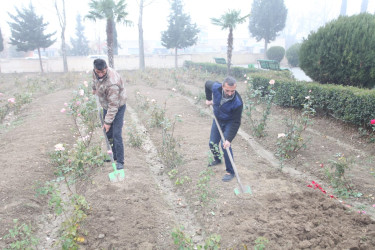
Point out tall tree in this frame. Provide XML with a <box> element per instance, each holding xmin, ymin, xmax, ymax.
<box><xmin>248</xmin><ymin>0</ymin><xmax>287</xmax><ymax>56</ymax></box>
<box><xmin>161</xmin><ymin>0</ymin><xmax>199</xmax><ymax>69</ymax></box>
<box><xmin>55</xmin><ymin>0</ymin><xmax>68</xmax><ymax>72</ymax></box>
<box><xmin>70</xmin><ymin>14</ymin><xmax>90</xmax><ymax>56</ymax></box>
<box><xmin>137</xmin><ymin>0</ymin><xmax>154</xmax><ymax>70</ymax></box>
<box><xmin>85</xmin><ymin>0</ymin><xmax>132</xmax><ymax>68</ymax></box>
<box><xmin>211</xmin><ymin>9</ymin><xmax>249</xmax><ymax>75</ymax></box>
<box><xmin>340</xmin><ymin>0</ymin><xmax>347</xmax><ymax>16</ymax></box>
<box><xmin>8</xmin><ymin>3</ymin><xmax>56</xmax><ymax>73</ymax></box>
<box><xmin>361</xmin><ymin>0</ymin><xmax>369</xmax><ymax>13</ymax></box>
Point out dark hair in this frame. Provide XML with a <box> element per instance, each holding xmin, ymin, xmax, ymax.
<box><xmin>223</xmin><ymin>76</ymin><xmax>236</xmax><ymax>86</ymax></box>
<box><xmin>93</xmin><ymin>59</ymin><xmax>107</xmax><ymax>70</ymax></box>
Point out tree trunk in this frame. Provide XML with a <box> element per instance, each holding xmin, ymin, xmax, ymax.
<box><xmin>55</xmin><ymin>0</ymin><xmax>68</xmax><ymax>72</ymax></box>
<box><xmin>227</xmin><ymin>28</ymin><xmax>233</xmax><ymax>75</ymax></box>
<box><xmin>106</xmin><ymin>19</ymin><xmax>114</xmax><ymax>68</ymax></box>
<box><xmin>340</xmin><ymin>0</ymin><xmax>347</xmax><ymax>16</ymax></box>
<box><xmin>264</xmin><ymin>40</ymin><xmax>268</xmax><ymax>58</ymax></box>
<box><xmin>138</xmin><ymin>0</ymin><xmax>145</xmax><ymax>71</ymax></box>
<box><xmin>174</xmin><ymin>47</ymin><xmax>178</xmax><ymax>69</ymax></box>
<box><xmin>361</xmin><ymin>0</ymin><xmax>369</xmax><ymax>13</ymax></box>
<box><xmin>61</xmin><ymin>28</ymin><xmax>68</xmax><ymax>72</ymax></box>
<box><xmin>37</xmin><ymin>47</ymin><xmax>44</xmax><ymax>73</ymax></box>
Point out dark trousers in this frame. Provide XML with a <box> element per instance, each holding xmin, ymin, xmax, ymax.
<box><xmin>103</xmin><ymin>104</ymin><xmax>126</xmax><ymax>165</ymax></box>
<box><xmin>209</xmin><ymin>119</ymin><xmax>234</xmax><ymax>174</ymax></box>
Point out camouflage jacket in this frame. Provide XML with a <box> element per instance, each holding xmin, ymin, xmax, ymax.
<box><xmin>92</xmin><ymin>67</ymin><xmax>127</xmax><ymax>124</ymax></box>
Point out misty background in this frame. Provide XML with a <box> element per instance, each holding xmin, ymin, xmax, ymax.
<box><xmin>0</xmin><ymin>0</ymin><xmax>374</xmax><ymax>57</ymax></box>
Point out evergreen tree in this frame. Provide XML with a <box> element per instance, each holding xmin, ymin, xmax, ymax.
<box><xmin>0</xmin><ymin>28</ymin><xmax>4</xmax><ymax>52</ymax></box>
<box><xmin>248</xmin><ymin>0</ymin><xmax>287</xmax><ymax>56</ymax></box>
<box><xmin>8</xmin><ymin>3</ymin><xmax>56</xmax><ymax>73</ymax></box>
<box><xmin>70</xmin><ymin>14</ymin><xmax>90</xmax><ymax>56</ymax></box>
<box><xmin>161</xmin><ymin>0</ymin><xmax>199</xmax><ymax>69</ymax></box>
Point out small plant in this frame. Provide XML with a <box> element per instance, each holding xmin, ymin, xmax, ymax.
<box><xmin>324</xmin><ymin>153</ymin><xmax>362</xmax><ymax>199</ymax></box>
<box><xmin>127</xmin><ymin>122</ymin><xmax>144</xmax><ymax>148</ymax></box>
<box><xmin>244</xmin><ymin>78</ymin><xmax>276</xmax><ymax>138</ymax></box>
<box><xmin>149</xmin><ymin>102</ymin><xmax>166</xmax><ymax>128</ymax></box>
<box><xmin>275</xmin><ymin>94</ymin><xmax>315</xmax><ymax>166</ymax></box>
<box><xmin>175</xmin><ymin>176</ymin><xmax>192</xmax><ymax>186</ymax></box>
<box><xmin>200</xmin><ymin>234</ymin><xmax>221</xmax><ymax>250</ymax></box>
<box><xmin>66</xmin><ymin>83</ymin><xmax>98</xmax><ymax>146</ymax></box>
<box><xmin>171</xmin><ymin>226</ymin><xmax>221</xmax><ymax>250</ymax></box>
<box><xmin>2</xmin><ymin>219</ymin><xmax>39</xmax><ymax>250</ymax></box>
<box><xmin>58</xmin><ymin>194</ymin><xmax>90</xmax><ymax>249</ymax></box>
<box><xmin>168</xmin><ymin>169</ymin><xmax>178</xmax><ymax>179</ymax></box>
<box><xmin>35</xmin><ymin>181</ymin><xmax>65</xmax><ymax>215</ymax></box>
<box><xmin>158</xmin><ymin>115</ymin><xmax>183</xmax><ymax>169</ymax></box>
<box><xmin>196</xmin><ymin>168</ymin><xmax>215</xmax><ymax>204</ymax></box>
<box><xmin>50</xmin><ymin>141</ymin><xmax>105</xmax><ymax>183</ymax></box>
<box><xmin>134</xmin><ymin>90</ymin><xmax>151</xmax><ymax>111</ymax></box>
<box><xmin>171</xmin><ymin>226</ymin><xmax>194</xmax><ymax>249</ymax></box>
<box><xmin>194</xmin><ymin>91</ymin><xmax>206</xmax><ymax>104</ymax></box>
<box><xmin>254</xmin><ymin>236</ymin><xmax>269</xmax><ymax>250</ymax></box>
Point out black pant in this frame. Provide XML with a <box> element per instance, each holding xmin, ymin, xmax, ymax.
<box><xmin>103</xmin><ymin>104</ymin><xmax>126</xmax><ymax>165</ymax></box>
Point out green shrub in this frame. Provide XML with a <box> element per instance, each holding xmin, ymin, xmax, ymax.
<box><xmin>266</xmin><ymin>46</ymin><xmax>285</xmax><ymax>62</ymax></box>
<box><xmin>286</xmin><ymin>43</ymin><xmax>301</xmax><ymax>67</ymax></box>
<box><xmin>183</xmin><ymin>60</ymin><xmax>259</xmax><ymax>79</ymax></box>
<box><xmin>300</xmin><ymin>13</ymin><xmax>375</xmax><ymax>88</ymax></box>
<box><xmin>250</xmin><ymin>75</ymin><xmax>375</xmax><ymax>128</ymax></box>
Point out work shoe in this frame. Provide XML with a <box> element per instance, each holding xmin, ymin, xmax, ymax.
<box><xmin>116</xmin><ymin>162</ymin><xmax>124</xmax><ymax>170</ymax></box>
<box><xmin>208</xmin><ymin>159</ymin><xmax>221</xmax><ymax>167</ymax></box>
<box><xmin>222</xmin><ymin>173</ymin><xmax>235</xmax><ymax>182</ymax></box>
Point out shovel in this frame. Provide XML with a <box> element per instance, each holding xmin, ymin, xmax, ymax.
<box><xmin>96</xmin><ymin>97</ymin><xmax>125</xmax><ymax>182</ymax></box>
<box><xmin>210</xmin><ymin>106</ymin><xmax>251</xmax><ymax>195</ymax></box>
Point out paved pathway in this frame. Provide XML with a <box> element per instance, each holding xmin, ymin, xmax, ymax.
<box><xmin>290</xmin><ymin>67</ymin><xmax>312</xmax><ymax>81</ymax></box>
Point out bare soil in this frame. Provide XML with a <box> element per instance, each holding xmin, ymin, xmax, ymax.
<box><xmin>1</xmin><ymin>69</ymin><xmax>375</xmax><ymax>249</ymax></box>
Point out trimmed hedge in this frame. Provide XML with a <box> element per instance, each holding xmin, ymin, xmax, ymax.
<box><xmin>299</xmin><ymin>13</ymin><xmax>375</xmax><ymax>88</ymax></box>
<box><xmin>183</xmin><ymin>60</ymin><xmax>292</xmax><ymax>80</ymax></box>
<box><xmin>251</xmin><ymin>75</ymin><xmax>375</xmax><ymax>127</ymax></box>
<box><xmin>183</xmin><ymin>60</ymin><xmax>259</xmax><ymax>79</ymax></box>
<box><xmin>266</xmin><ymin>46</ymin><xmax>285</xmax><ymax>63</ymax></box>
<box><xmin>286</xmin><ymin>43</ymin><xmax>301</xmax><ymax>67</ymax></box>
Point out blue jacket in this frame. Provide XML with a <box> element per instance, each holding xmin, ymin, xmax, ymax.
<box><xmin>205</xmin><ymin>81</ymin><xmax>243</xmax><ymax>142</ymax></box>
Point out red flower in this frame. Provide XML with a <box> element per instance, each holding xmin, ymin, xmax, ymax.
<box><xmin>371</xmin><ymin>119</ymin><xmax>375</xmax><ymax>125</ymax></box>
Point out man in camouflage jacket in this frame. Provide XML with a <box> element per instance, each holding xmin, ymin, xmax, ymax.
<box><xmin>92</xmin><ymin>59</ymin><xmax>127</xmax><ymax>170</ymax></box>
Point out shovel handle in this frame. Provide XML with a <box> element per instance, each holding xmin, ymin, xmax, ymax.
<box><xmin>210</xmin><ymin>106</ymin><xmax>246</xmax><ymax>193</ymax></box>
<box><xmin>95</xmin><ymin>96</ymin><xmax>116</xmax><ymax>166</ymax></box>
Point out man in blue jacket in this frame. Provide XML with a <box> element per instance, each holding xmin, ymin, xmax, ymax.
<box><xmin>205</xmin><ymin>76</ymin><xmax>243</xmax><ymax>182</ymax></box>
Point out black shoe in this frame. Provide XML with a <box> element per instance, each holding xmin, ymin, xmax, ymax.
<box><xmin>208</xmin><ymin>159</ymin><xmax>221</xmax><ymax>167</ymax></box>
<box><xmin>222</xmin><ymin>173</ymin><xmax>235</xmax><ymax>182</ymax></box>
<box><xmin>116</xmin><ymin>163</ymin><xmax>124</xmax><ymax>170</ymax></box>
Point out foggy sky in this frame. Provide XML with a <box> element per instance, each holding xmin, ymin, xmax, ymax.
<box><xmin>0</xmin><ymin>0</ymin><xmax>374</xmax><ymax>48</ymax></box>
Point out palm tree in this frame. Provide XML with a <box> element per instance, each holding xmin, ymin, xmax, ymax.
<box><xmin>86</xmin><ymin>0</ymin><xmax>132</xmax><ymax>68</ymax></box>
<box><xmin>211</xmin><ymin>10</ymin><xmax>249</xmax><ymax>75</ymax></box>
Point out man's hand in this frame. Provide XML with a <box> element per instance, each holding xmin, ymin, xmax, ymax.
<box><xmin>103</xmin><ymin>123</ymin><xmax>111</xmax><ymax>132</ymax></box>
<box><xmin>206</xmin><ymin>100</ymin><xmax>213</xmax><ymax>106</ymax></box>
<box><xmin>223</xmin><ymin>140</ymin><xmax>231</xmax><ymax>149</ymax></box>
<box><xmin>92</xmin><ymin>90</ymin><xmax>96</xmax><ymax>95</ymax></box>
